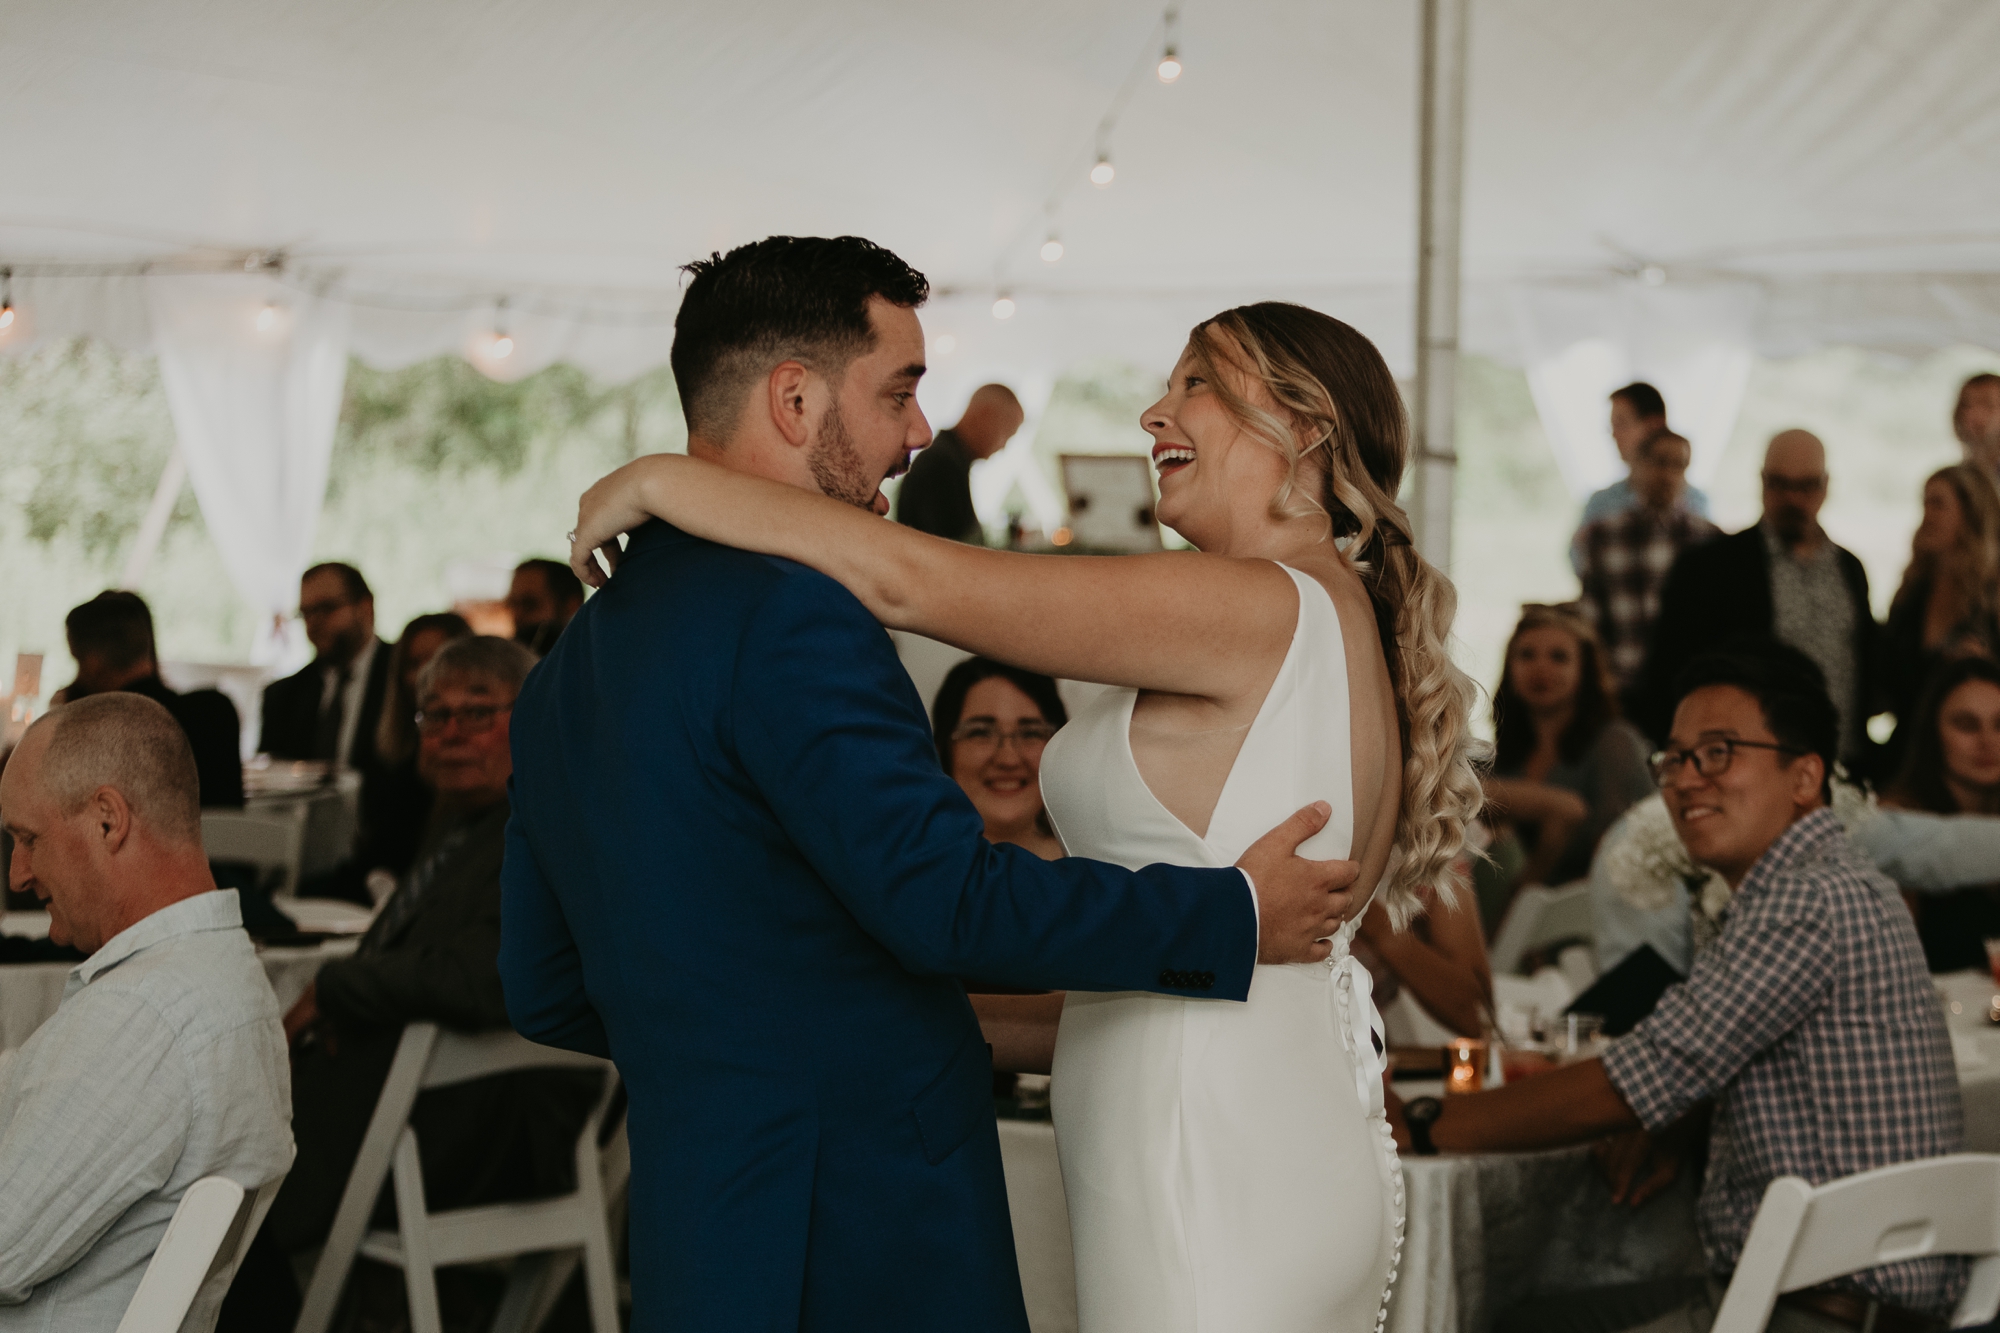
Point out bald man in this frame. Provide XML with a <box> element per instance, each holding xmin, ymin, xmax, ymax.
<box><xmin>1633</xmin><ymin>429</ymin><xmax>1880</xmax><ymax>767</ymax></box>
<box><xmin>0</xmin><ymin>694</ymin><xmax>290</xmax><ymax>1329</ymax></box>
<box><xmin>892</xmin><ymin>383</ymin><xmax>1024</xmax><ymax>543</ymax></box>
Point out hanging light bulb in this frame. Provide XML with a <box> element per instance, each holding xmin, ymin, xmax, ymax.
<box><xmin>1157</xmin><ymin>46</ymin><xmax>1182</xmax><ymax>83</ymax></box>
<box><xmin>992</xmin><ymin>294</ymin><xmax>1017</xmax><ymax>320</ymax></box>
<box><xmin>488</xmin><ymin>298</ymin><xmax>515</xmax><ymax>359</ymax></box>
<box><xmin>490</xmin><ymin>333</ymin><xmax>515</xmax><ymax>359</ymax></box>
<box><xmin>0</xmin><ymin>267</ymin><xmax>14</xmax><ymax>331</ymax></box>
<box><xmin>1090</xmin><ymin>155</ymin><xmax>1116</xmax><ymax>187</ymax></box>
<box><xmin>0</xmin><ymin>306</ymin><xmax>13</xmax><ymax>332</ymax></box>
<box><xmin>1040</xmin><ymin>234</ymin><xmax>1065</xmax><ymax>264</ymax></box>
<box><xmin>254</xmin><ymin>302</ymin><xmax>279</xmax><ymax>334</ymax></box>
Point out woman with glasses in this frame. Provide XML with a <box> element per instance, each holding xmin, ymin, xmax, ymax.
<box><xmin>1480</xmin><ymin>606</ymin><xmax>1653</xmax><ymax>930</ymax></box>
<box><xmin>931</xmin><ymin>656</ymin><xmax>1068</xmax><ymax>860</ymax></box>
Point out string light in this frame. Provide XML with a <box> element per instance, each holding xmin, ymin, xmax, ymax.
<box><xmin>0</xmin><ymin>267</ymin><xmax>13</xmax><ymax>331</ymax></box>
<box><xmin>1157</xmin><ymin>48</ymin><xmax>1182</xmax><ymax>83</ymax></box>
<box><xmin>1158</xmin><ymin>6</ymin><xmax>1182</xmax><ymax>82</ymax></box>
<box><xmin>488</xmin><ymin>298</ymin><xmax>514</xmax><ymax>359</ymax></box>
<box><xmin>254</xmin><ymin>302</ymin><xmax>279</xmax><ymax>334</ymax></box>
<box><xmin>1090</xmin><ymin>155</ymin><xmax>1115</xmax><ymax>187</ymax></box>
<box><xmin>992</xmin><ymin>294</ymin><xmax>1017</xmax><ymax>320</ymax></box>
<box><xmin>1040</xmin><ymin>234</ymin><xmax>1065</xmax><ymax>263</ymax></box>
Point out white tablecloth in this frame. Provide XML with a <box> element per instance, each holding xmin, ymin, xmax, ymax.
<box><xmin>997</xmin><ymin>1114</ymin><xmax>1700</xmax><ymax>1333</ymax></box>
<box><xmin>1</xmin><ymin>912</ymin><xmax>357</xmax><ymax>1053</ymax></box>
<box><xmin>1938</xmin><ymin>970</ymin><xmax>2000</xmax><ymax>1152</ymax></box>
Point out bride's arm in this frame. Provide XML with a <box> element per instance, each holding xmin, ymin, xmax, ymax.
<box><xmin>574</xmin><ymin>453</ymin><xmax>1299</xmax><ymax>699</ymax></box>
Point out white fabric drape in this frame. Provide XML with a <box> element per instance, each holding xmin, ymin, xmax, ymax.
<box><xmin>145</xmin><ymin>275</ymin><xmax>350</xmax><ymax>665</ymax></box>
<box><xmin>1512</xmin><ymin>282</ymin><xmax>1763</xmax><ymax>500</ymax></box>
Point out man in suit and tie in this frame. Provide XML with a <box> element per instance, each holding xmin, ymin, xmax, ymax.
<box><xmin>222</xmin><ymin>635</ymin><xmax>599</xmax><ymax>1329</ymax></box>
<box><xmin>259</xmin><ymin>562</ymin><xmax>392</xmax><ymax>773</ymax></box>
<box><xmin>501</xmin><ymin>236</ymin><xmax>1360</xmax><ymax>1332</ymax></box>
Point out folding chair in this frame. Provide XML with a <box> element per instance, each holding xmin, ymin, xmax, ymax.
<box><xmin>294</xmin><ymin>1022</ymin><xmax>622</xmax><ymax>1333</ymax></box>
<box><xmin>1488</xmin><ymin>880</ymin><xmax>1594</xmax><ymax>976</ymax></box>
<box><xmin>117</xmin><ymin>1156</ymin><xmax>292</xmax><ymax>1333</ymax></box>
<box><xmin>1711</xmin><ymin>1154</ymin><xmax>2000</xmax><ymax>1332</ymax></box>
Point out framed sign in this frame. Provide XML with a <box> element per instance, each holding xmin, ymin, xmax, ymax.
<box><xmin>1059</xmin><ymin>454</ymin><xmax>1163</xmax><ymax>552</ymax></box>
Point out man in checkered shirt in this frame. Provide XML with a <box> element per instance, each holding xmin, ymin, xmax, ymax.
<box><xmin>1577</xmin><ymin>430</ymin><xmax>1719</xmax><ymax>700</ymax></box>
<box><xmin>1391</xmin><ymin>641</ymin><xmax>1967</xmax><ymax>1333</ymax></box>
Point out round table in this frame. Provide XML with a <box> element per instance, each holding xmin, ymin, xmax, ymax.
<box><xmin>1937</xmin><ymin>970</ymin><xmax>2000</xmax><ymax>1152</ymax></box>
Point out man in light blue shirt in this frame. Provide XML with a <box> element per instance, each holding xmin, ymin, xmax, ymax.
<box><xmin>0</xmin><ymin>693</ymin><xmax>291</xmax><ymax>1331</ymax></box>
<box><xmin>1571</xmin><ymin>382</ymin><xmax>1712</xmax><ymax>574</ymax></box>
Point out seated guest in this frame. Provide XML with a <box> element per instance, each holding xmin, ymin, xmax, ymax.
<box><xmin>61</xmin><ymin>590</ymin><xmax>243</xmax><ymax>807</ymax></box>
<box><xmin>932</xmin><ymin>659</ymin><xmax>1071</xmax><ymax>1072</ymax></box>
<box><xmin>507</xmin><ymin>558</ymin><xmax>585</xmax><ymax>655</ymax></box>
<box><xmin>1478</xmin><ymin>606</ymin><xmax>1652</xmax><ymax>929</ymax></box>
<box><xmin>260</xmin><ymin>562</ymin><xmax>391</xmax><ymax>771</ymax></box>
<box><xmin>1576</xmin><ymin>431</ymin><xmax>1720</xmax><ymax>701</ymax></box>
<box><xmin>359</xmin><ymin>611</ymin><xmax>473</xmax><ymax>883</ymax></box>
<box><xmin>222</xmin><ymin>636</ymin><xmax>599</xmax><ymax>1329</ymax></box>
<box><xmin>0</xmin><ymin>694</ymin><xmax>290</xmax><ymax>1328</ymax></box>
<box><xmin>1880</xmin><ymin>463</ymin><xmax>2000</xmax><ymax>776</ymax></box>
<box><xmin>1569</xmin><ymin>382</ymin><xmax>1712</xmax><ymax>573</ymax></box>
<box><xmin>1884</xmin><ymin>656</ymin><xmax>2000</xmax><ymax>972</ymax></box>
<box><xmin>1395</xmin><ymin>642</ymin><xmax>1967</xmax><ymax>1333</ymax></box>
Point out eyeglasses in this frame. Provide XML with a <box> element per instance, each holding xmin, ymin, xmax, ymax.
<box><xmin>416</xmin><ymin>704</ymin><xmax>512</xmax><ymax>736</ymax></box>
<box><xmin>1648</xmin><ymin>738</ymin><xmax>1803</xmax><ymax>787</ymax></box>
<box><xmin>298</xmin><ymin>598</ymin><xmax>356</xmax><ymax>621</ymax></box>
<box><xmin>1761</xmin><ymin>473</ymin><xmax>1826</xmax><ymax>497</ymax></box>
<box><xmin>950</xmin><ymin>720</ymin><xmax>1059</xmax><ymax>754</ymax></box>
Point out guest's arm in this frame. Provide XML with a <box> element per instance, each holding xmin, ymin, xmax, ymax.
<box><xmin>0</xmin><ymin>995</ymin><xmax>189</xmax><ymax>1302</ymax></box>
<box><xmin>1418</xmin><ymin>1056</ymin><xmax>1641</xmax><ymax>1152</ymax></box>
<box><xmin>314</xmin><ymin>899</ymin><xmax>507</xmax><ymax>1034</ymax></box>
<box><xmin>1480</xmin><ymin>777</ymin><xmax>1588</xmax><ymax>826</ymax></box>
<box><xmin>1356</xmin><ymin>890</ymin><xmax>1491</xmax><ymax>1037</ymax></box>
<box><xmin>1852</xmin><ymin>806</ymin><xmax>2000</xmax><ymax>893</ymax></box>
<box><xmin>498</xmin><ymin>801</ymin><xmax>612</xmax><ymax>1057</ymax></box>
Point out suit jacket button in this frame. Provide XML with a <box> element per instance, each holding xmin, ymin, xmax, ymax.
<box><xmin>1158</xmin><ymin>970</ymin><xmax>1175</xmax><ymax>988</ymax></box>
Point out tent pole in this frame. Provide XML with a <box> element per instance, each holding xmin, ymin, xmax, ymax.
<box><xmin>1411</xmin><ymin>0</ymin><xmax>1469</xmax><ymax>568</ymax></box>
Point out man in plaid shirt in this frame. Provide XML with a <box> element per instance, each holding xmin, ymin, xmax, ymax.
<box><xmin>1391</xmin><ymin>642</ymin><xmax>1967</xmax><ymax>1333</ymax></box>
<box><xmin>1577</xmin><ymin>430</ymin><xmax>1719</xmax><ymax>700</ymax></box>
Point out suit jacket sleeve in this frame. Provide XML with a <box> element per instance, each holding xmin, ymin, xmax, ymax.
<box><xmin>315</xmin><ymin>824</ymin><xmax>511</xmax><ymax>1034</ymax></box>
<box><xmin>498</xmin><ymin>791</ymin><xmax>614</xmax><ymax>1056</ymax></box>
<box><xmin>731</xmin><ymin>568</ymin><xmax>1258</xmax><ymax>1000</ymax></box>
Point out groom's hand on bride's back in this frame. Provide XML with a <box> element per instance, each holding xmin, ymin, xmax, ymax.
<box><xmin>1236</xmin><ymin>801</ymin><xmax>1362</xmax><ymax>965</ymax></box>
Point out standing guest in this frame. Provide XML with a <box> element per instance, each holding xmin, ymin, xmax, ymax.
<box><xmin>506</xmin><ymin>558</ymin><xmax>585</xmax><ymax>655</ymax></box>
<box><xmin>222</xmin><ymin>637</ymin><xmax>598</xmax><ymax>1330</ymax></box>
<box><xmin>0</xmin><ymin>694</ymin><xmax>290</xmax><ymax>1329</ymax></box>
<box><xmin>1576</xmin><ymin>431</ymin><xmax>1720</xmax><ymax>700</ymax></box>
<box><xmin>1635</xmin><ymin>430</ymin><xmax>1879</xmax><ymax>770</ymax></box>
<box><xmin>1570</xmin><ymin>382</ymin><xmax>1712</xmax><ymax>573</ymax></box>
<box><xmin>1883</xmin><ymin>656</ymin><xmax>2000</xmax><ymax>973</ymax></box>
<box><xmin>893</xmin><ymin>383</ymin><xmax>1024</xmax><ymax>543</ymax></box>
<box><xmin>260</xmin><ymin>562</ymin><xmax>391</xmax><ymax>772</ymax></box>
<box><xmin>1954</xmin><ymin>371</ymin><xmax>2000</xmax><ymax>478</ymax></box>
<box><xmin>61</xmin><ymin>590</ymin><xmax>243</xmax><ymax>807</ymax></box>
<box><xmin>361</xmin><ymin>611</ymin><xmax>474</xmax><ymax>882</ymax></box>
<box><xmin>932</xmin><ymin>659</ymin><xmax>1072</xmax><ymax>1074</ymax></box>
<box><xmin>1881</xmin><ymin>463</ymin><xmax>2000</xmax><ymax>774</ymax></box>
<box><xmin>1480</xmin><ymin>606</ymin><xmax>1653</xmax><ymax>926</ymax></box>
<box><xmin>1394</xmin><ymin>642</ymin><xmax>1967</xmax><ymax>1333</ymax></box>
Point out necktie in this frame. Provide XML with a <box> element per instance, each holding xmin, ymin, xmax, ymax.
<box><xmin>360</xmin><ymin>826</ymin><xmax>470</xmax><ymax>954</ymax></box>
<box><xmin>313</xmin><ymin>664</ymin><xmax>350</xmax><ymax>763</ymax></box>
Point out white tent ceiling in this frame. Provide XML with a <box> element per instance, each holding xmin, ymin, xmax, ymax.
<box><xmin>4</xmin><ymin>0</ymin><xmax>1997</xmax><ymax>384</ymax></box>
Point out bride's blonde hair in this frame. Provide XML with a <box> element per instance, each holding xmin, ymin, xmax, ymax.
<box><xmin>1188</xmin><ymin>303</ymin><xmax>1482</xmax><ymax>927</ymax></box>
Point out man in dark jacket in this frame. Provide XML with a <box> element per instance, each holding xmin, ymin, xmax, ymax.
<box><xmin>62</xmin><ymin>590</ymin><xmax>243</xmax><ymax>807</ymax></box>
<box><xmin>892</xmin><ymin>383</ymin><xmax>1023</xmax><ymax>543</ymax></box>
<box><xmin>1634</xmin><ymin>430</ymin><xmax>1880</xmax><ymax>771</ymax></box>
<box><xmin>222</xmin><ymin>636</ymin><xmax>599</xmax><ymax>1328</ymax></box>
<box><xmin>259</xmin><ymin>562</ymin><xmax>392</xmax><ymax>772</ymax></box>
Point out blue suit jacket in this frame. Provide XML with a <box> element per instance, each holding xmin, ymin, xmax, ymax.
<box><xmin>500</xmin><ymin>522</ymin><xmax>1256</xmax><ymax>1332</ymax></box>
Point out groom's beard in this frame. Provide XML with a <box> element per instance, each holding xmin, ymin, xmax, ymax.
<box><xmin>807</xmin><ymin>401</ymin><xmax>883</xmax><ymax>512</ymax></box>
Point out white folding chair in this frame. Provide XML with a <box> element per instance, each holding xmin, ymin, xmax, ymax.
<box><xmin>117</xmin><ymin>1156</ymin><xmax>292</xmax><ymax>1333</ymax></box>
<box><xmin>1711</xmin><ymin>1155</ymin><xmax>2000</xmax><ymax>1332</ymax></box>
<box><xmin>201</xmin><ymin>809</ymin><xmax>309</xmax><ymax>898</ymax></box>
<box><xmin>295</xmin><ymin>1022</ymin><xmax>623</xmax><ymax>1333</ymax></box>
<box><xmin>1488</xmin><ymin>880</ymin><xmax>1594</xmax><ymax>976</ymax></box>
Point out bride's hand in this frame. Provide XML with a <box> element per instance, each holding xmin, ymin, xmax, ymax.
<box><xmin>570</xmin><ymin>456</ymin><xmax>677</xmax><ymax>587</ymax></box>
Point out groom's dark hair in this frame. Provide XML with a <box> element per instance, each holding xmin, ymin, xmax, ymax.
<box><xmin>672</xmin><ymin>236</ymin><xmax>930</xmax><ymax>441</ymax></box>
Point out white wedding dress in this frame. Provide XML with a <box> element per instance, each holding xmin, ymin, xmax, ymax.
<box><xmin>1039</xmin><ymin>563</ymin><xmax>1404</xmax><ymax>1333</ymax></box>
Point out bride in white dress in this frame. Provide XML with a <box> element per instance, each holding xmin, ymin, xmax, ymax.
<box><xmin>571</xmin><ymin>301</ymin><xmax>1481</xmax><ymax>1331</ymax></box>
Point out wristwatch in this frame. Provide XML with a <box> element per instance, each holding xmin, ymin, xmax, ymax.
<box><xmin>1403</xmin><ymin>1096</ymin><xmax>1443</xmax><ymax>1156</ymax></box>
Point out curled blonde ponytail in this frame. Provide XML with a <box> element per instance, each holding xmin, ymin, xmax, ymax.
<box><xmin>1190</xmin><ymin>304</ymin><xmax>1482</xmax><ymax>927</ymax></box>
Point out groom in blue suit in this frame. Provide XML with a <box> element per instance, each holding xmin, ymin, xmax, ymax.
<box><xmin>501</xmin><ymin>236</ymin><xmax>1357</xmax><ymax>1332</ymax></box>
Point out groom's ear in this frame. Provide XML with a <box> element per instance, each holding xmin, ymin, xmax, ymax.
<box><xmin>767</xmin><ymin>360</ymin><xmax>818</xmax><ymax>451</ymax></box>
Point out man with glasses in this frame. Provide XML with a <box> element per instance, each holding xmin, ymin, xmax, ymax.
<box><xmin>1389</xmin><ymin>641</ymin><xmax>1964</xmax><ymax>1333</ymax></box>
<box><xmin>222</xmin><ymin>636</ymin><xmax>598</xmax><ymax>1328</ymax></box>
<box><xmin>1633</xmin><ymin>431</ymin><xmax>1879</xmax><ymax>772</ymax></box>
<box><xmin>259</xmin><ymin>562</ymin><xmax>393</xmax><ymax>773</ymax></box>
